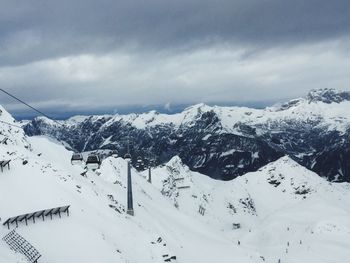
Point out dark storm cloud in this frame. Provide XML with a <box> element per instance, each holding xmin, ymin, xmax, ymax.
<box><xmin>0</xmin><ymin>0</ymin><xmax>350</xmax><ymax>118</ymax></box>
<box><xmin>1</xmin><ymin>0</ymin><xmax>350</xmax><ymax>65</ymax></box>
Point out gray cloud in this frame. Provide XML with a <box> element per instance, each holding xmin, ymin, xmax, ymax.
<box><xmin>1</xmin><ymin>0</ymin><xmax>350</xmax><ymax>65</ymax></box>
<box><xmin>0</xmin><ymin>0</ymin><xmax>350</xmax><ymax>117</ymax></box>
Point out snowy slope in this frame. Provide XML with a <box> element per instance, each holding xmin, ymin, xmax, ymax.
<box><xmin>0</xmin><ymin>108</ymin><xmax>255</xmax><ymax>263</ymax></box>
<box><xmin>2</xmin><ymin>105</ymin><xmax>350</xmax><ymax>263</ymax></box>
<box><xmin>148</xmin><ymin>156</ymin><xmax>350</xmax><ymax>263</ymax></box>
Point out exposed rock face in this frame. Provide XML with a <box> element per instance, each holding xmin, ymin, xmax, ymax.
<box><xmin>307</xmin><ymin>88</ymin><xmax>350</xmax><ymax>104</ymax></box>
<box><xmin>23</xmin><ymin>88</ymin><xmax>350</xmax><ymax>182</ymax></box>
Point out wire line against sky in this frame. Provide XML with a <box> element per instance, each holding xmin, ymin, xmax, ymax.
<box><xmin>0</xmin><ymin>88</ymin><xmax>61</xmax><ymax>125</ymax></box>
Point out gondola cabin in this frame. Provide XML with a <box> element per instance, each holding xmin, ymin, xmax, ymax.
<box><xmin>124</xmin><ymin>153</ymin><xmax>131</xmax><ymax>162</ymax></box>
<box><xmin>111</xmin><ymin>150</ymin><xmax>118</xmax><ymax>158</ymax></box>
<box><xmin>71</xmin><ymin>153</ymin><xmax>83</xmax><ymax>165</ymax></box>
<box><xmin>86</xmin><ymin>154</ymin><xmax>101</xmax><ymax>170</ymax></box>
<box><xmin>136</xmin><ymin>156</ymin><xmax>144</xmax><ymax>169</ymax></box>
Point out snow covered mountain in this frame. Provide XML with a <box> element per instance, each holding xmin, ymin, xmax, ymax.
<box><xmin>23</xmin><ymin>88</ymin><xmax>350</xmax><ymax>182</ymax></box>
<box><xmin>1</xmin><ymin>104</ymin><xmax>350</xmax><ymax>263</ymax></box>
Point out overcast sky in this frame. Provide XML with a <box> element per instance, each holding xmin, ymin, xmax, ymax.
<box><xmin>0</xmin><ymin>0</ymin><xmax>350</xmax><ymax>118</ymax></box>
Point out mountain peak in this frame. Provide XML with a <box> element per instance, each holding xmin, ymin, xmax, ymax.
<box><xmin>306</xmin><ymin>88</ymin><xmax>350</xmax><ymax>104</ymax></box>
<box><xmin>184</xmin><ymin>103</ymin><xmax>212</xmax><ymax>112</ymax></box>
<box><xmin>166</xmin><ymin>155</ymin><xmax>186</xmax><ymax>169</ymax></box>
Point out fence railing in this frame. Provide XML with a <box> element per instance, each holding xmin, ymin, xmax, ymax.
<box><xmin>3</xmin><ymin>205</ymin><xmax>70</xmax><ymax>229</ymax></box>
<box><xmin>2</xmin><ymin>229</ymin><xmax>42</xmax><ymax>263</ymax></box>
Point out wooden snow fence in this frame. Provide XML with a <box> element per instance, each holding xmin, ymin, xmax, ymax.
<box><xmin>2</xmin><ymin>205</ymin><xmax>70</xmax><ymax>229</ymax></box>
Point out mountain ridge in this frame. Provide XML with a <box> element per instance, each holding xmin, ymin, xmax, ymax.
<box><xmin>22</xmin><ymin>88</ymin><xmax>350</xmax><ymax>182</ymax></box>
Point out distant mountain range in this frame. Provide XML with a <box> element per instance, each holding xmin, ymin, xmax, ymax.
<box><xmin>23</xmin><ymin>88</ymin><xmax>350</xmax><ymax>182</ymax></box>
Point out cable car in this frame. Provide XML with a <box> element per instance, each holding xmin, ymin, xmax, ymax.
<box><xmin>86</xmin><ymin>154</ymin><xmax>101</xmax><ymax>170</ymax></box>
<box><xmin>71</xmin><ymin>153</ymin><xmax>83</xmax><ymax>165</ymax></box>
<box><xmin>135</xmin><ymin>156</ymin><xmax>141</xmax><ymax>168</ymax></box>
<box><xmin>124</xmin><ymin>153</ymin><xmax>132</xmax><ymax>162</ymax></box>
<box><xmin>112</xmin><ymin>152</ymin><xmax>118</xmax><ymax>158</ymax></box>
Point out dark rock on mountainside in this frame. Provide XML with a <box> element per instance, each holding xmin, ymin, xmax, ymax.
<box><xmin>307</xmin><ymin>88</ymin><xmax>350</xmax><ymax>104</ymax></box>
<box><xmin>25</xmin><ymin>110</ymin><xmax>283</xmax><ymax>180</ymax></box>
<box><xmin>23</xmin><ymin>88</ymin><xmax>350</xmax><ymax>182</ymax></box>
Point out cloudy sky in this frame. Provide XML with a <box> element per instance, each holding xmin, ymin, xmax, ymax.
<box><xmin>0</xmin><ymin>0</ymin><xmax>350</xmax><ymax>118</ymax></box>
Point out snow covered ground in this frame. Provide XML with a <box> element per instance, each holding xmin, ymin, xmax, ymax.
<box><xmin>1</xmin><ymin>104</ymin><xmax>350</xmax><ymax>263</ymax></box>
<box><xmin>147</xmin><ymin>156</ymin><xmax>350</xmax><ymax>263</ymax></box>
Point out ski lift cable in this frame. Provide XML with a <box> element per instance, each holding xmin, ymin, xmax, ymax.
<box><xmin>0</xmin><ymin>119</ymin><xmax>23</xmax><ymax>129</ymax></box>
<box><xmin>0</xmin><ymin>88</ymin><xmax>62</xmax><ymax>125</ymax></box>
